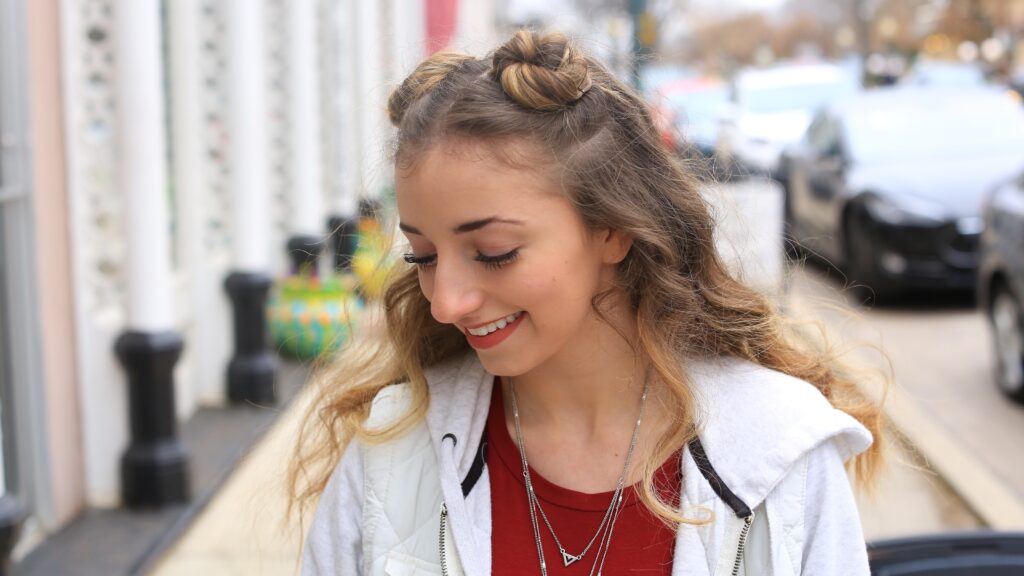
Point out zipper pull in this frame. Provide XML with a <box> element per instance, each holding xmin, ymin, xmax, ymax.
<box><xmin>731</xmin><ymin>511</ymin><xmax>755</xmax><ymax>576</ymax></box>
<box><xmin>439</xmin><ymin>503</ymin><xmax>450</xmax><ymax>576</ymax></box>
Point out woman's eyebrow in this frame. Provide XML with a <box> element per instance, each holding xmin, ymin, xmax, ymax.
<box><xmin>398</xmin><ymin>217</ymin><xmax>524</xmax><ymax>236</ymax></box>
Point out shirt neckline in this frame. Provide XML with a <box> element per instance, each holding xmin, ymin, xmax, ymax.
<box><xmin>487</xmin><ymin>379</ymin><xmax>680</xmax><ymax>512</ymax></box>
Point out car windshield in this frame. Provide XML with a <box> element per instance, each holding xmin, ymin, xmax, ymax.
<box><xmin>666</xmin><ymin>87</ymin><xmax>728</xmax><ymax>122</ymax></box>
<box><xmin>844</xmin><ymin>95</ymin><xmax>1024</xmax><ymax>163</ymax></box>
<box><xmin>741</xmin><ymin>81</ymin><xmax>850</xmax><ymax>114</ymax></box>
<box><xmin>907</xmin><ymin>63</ymin><xmax>985</xmax><ymax>86</ymax></box>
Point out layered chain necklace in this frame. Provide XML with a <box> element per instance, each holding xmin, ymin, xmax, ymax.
<box><xmin>509</xmin><ymin>374</ymin><xmax>650</xmax><ymax>576</ymax></box>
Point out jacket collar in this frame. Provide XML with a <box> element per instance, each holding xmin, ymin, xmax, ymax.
<box><xmin>422</xmin><ymin>352</ymin><xmax>871</xmax><ymax>511</ymax></box>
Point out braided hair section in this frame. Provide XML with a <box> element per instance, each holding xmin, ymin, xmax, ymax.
<box><xmin>387</xmin><ymin>52</ymin><xmax>476</xmax><ymax>126</ymax></box>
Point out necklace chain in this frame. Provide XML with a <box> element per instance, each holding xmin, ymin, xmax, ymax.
<box><xmin>510</xmin><ymin>374</ymin><xmax>650</xmax><ymax>576</ymax></box>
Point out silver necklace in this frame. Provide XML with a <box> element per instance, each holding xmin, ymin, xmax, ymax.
<box><xmin>509</xmin><ymin>374</ymin><xmax>650</xmax><ymax>576</ymax></box>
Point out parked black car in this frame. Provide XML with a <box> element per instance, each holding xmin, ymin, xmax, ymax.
<box><xmin>978</xmin><ymin>172</ymin><xmax>1024</xmax><ymax>403</ymax></box>
<box><xmin>783</xmin><ymin>86</ymin><xmax>1024</xmax><ymax>301</ymax></box>
<box><xmin>869</xmin><ymin>532</ymin><xmax>1024</xmax><ymax>574</ymax></box>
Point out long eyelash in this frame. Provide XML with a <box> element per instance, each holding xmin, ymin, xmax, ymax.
<box><xmin>475</xmin><ymin>249</ymin><xmax>520</xmax><ymax>270</ymax></box>
<box><xmin>402</xmin><ymin>252</ymin><xmax>436</xmax><ymax>268</ymax></box>
<box><xmin>402</xmin><ymin>250</ymin><xmax>520</xmax><ymax>271</ymax></box>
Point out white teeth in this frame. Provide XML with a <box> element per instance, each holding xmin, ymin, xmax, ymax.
<box><xmin>468</xmin><ymin>312</ymin><xmax>522</xmax><ymax>336</ymax></box>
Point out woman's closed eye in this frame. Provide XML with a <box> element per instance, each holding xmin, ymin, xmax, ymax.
<box><xmin>402</xmin><ymin>248</ymin><xmax>520</xmax><ymax>271</ymax></box>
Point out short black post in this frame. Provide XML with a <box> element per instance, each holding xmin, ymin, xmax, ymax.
<box><xmin>287</xmin><ymin>234</ymin><xmax>327</xmax><ymax>276</ymax></box>
<box><xmin>224</xmin><ymin>272</ymin><xmax>277</xmax><ymax>405</ymax></box>
<box><xmin>327</xmin><ymin>215</ymin><xmax>359</xmax><ymax>272</ymax></box>
<box><xmin>116</xmin><ymin>331</ymin><xmax>191</xmax><ymax>508</ymax></box>
<box><xmin>0</xmin><ymin>495</ymin><xmax>25</xmax><ymax>576</ymax></box>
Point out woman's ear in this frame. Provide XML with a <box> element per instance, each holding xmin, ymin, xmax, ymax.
<box><xmin>600</xmin><ymin>228</ymin><xmax>633</xmax><ymax>264</ymax></box>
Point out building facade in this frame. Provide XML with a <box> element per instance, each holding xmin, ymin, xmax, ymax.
<box><xmin>0</xmin><ymin>0</ymin><xmax>494</xmax><ymax>563</ymax></box>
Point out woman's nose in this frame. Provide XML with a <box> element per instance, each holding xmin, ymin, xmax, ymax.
<box><xmin>427</xmin><ymin>259</ymin><xmax>484</xmax><ymax>325</ymax></box>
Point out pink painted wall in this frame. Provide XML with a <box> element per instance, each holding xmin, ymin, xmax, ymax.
<box><xmin>26</xmin><ymin>0</ymin><xmax>86</xmax><ymax>527</ymax></box>
<box><xmin>425</xmin><ymin>0</ymin><xmax>458</xmax><ymax>54</ymax></box>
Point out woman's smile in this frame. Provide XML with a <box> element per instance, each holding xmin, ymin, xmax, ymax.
<box><xmin>464</xmin><ymin>311</ymin><xmax>527</xmax><ymax>349</ymax></box>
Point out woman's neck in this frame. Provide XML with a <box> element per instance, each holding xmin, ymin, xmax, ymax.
<box><xmin>502</xmin><ymin>302</ymin><xmax>648</xmax><ymax>438</ymax></box>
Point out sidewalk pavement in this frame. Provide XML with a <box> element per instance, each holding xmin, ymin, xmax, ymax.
<box><xmin>150</xmin><ymin>381</ymin><xmax>314</xmax><ymax>575</ymax></box>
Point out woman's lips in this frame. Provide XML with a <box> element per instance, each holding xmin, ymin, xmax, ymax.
<box><xmin>464</xmin><ymin>312</ymin><xmax>526</xmax><ymax>350</ymax></box>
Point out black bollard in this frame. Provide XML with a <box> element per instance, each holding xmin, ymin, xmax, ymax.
<box><xmin>116</xmin><ymin>331</ymin><xmax>191</xmax><ymax>508</ymax></box>
<box><xmin>286</xmin><ymin>234</ymin><xmax>327</xmax><ymax>276</ymax></box>
<box><xmin>224</xmin><ymin>272</ymin><xmax>277</xmax><ymax>405</ymax></box>
<box><xmin>327</xmin><ymin>215</ymin><xmax>359</xmax><ymax>272</ymax></box>
<box><xmin>0</xmin><ymin>495</ymin><xmax>25</xmax><ymax>576</ymax></box>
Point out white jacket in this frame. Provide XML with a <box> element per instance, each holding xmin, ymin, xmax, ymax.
<box><xmin>304</xmin><ymin>353</ymin><xmax>873</xmax><ymax>575</ymax></box>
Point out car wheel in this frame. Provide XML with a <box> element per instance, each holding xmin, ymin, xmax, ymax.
<box><xmin>990</xmin><ymin>285</ymin><xmax>1024</xmax><ymax>402</ymax></box>
<box><xmin>845</xmin><ymin>209</ymin><xmax>884</xmax><ymax>305</ymax></box>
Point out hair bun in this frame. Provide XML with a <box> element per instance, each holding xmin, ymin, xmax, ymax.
<box><xmin>388</xmin><ymin>52</ymin><xmax>476</xmax><ymax>126</ymax></box>
<box><xmin>492</xmin><ymin>30</ymin><xmax>593</xmax><ymax>111</ymax></box>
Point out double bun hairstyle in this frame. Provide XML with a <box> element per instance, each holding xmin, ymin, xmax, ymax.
<box><xmin>290</xmin><ymin>30</ymin><xmax>885</xmax><ymax>527</ymax></box>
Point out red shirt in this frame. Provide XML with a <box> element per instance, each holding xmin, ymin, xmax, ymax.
<box><xmin>487</xmin><ymin>382</ymin><xmax>680</xmax><ymax>574</ymax></box>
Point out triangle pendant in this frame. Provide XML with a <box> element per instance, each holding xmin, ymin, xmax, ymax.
<box><xmin>560</xmin><ymin>550</ymin><xmax>583</xmax><ymax>567</ymax></box>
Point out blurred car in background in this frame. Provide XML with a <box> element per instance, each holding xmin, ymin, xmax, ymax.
<box><xmin>978</xmin><ymin>172</ymin><xmax>1024</xmax><ymax>403</ymax></box>
<box><xmin>717</xmin><ymin>62</ymin><xmax>859</xmax><ymax>177</ymax></box>
<box><xmin>653</xmin><ymin>76</ymin><xmax>728</xmax><ymax>158</ymax></box>
<box><xmin>902</xmin><ymin>59</ymin><xmax>987</xmax><ymax>88</ymax></box>
<box><xmin>1009</xmin><ymin>66</ymin><xmax>1024</xmax><ymax>104</ymax></box>
<box><xmin>869</xmin><ymin>532</ymin><xmax>1024</xmax><ymax>574</ymax></box>
<box><xmin>783</xmin><ymin>86</ymin><xmax>1024</xmax><ymax>301</ymax></box>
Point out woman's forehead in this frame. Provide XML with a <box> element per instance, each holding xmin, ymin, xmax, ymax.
<box><xmin>396</xmin><ymin>143</ymin><xmax>563</xmax><ymax>213</ymax></box>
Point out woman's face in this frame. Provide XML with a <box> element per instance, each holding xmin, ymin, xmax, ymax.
<box><xmin>395</xmin><ymin>142</ymin><xmax>631</xmax><ymax>376</ymax></box>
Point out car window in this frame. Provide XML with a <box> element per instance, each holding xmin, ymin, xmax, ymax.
<box><xmin>807</xmin><ymin>114</ymin><xmax>839</xmax><ymax>156</ymax></box>
<box><xmin>844</xmin><ymin>94</ymin><xmax>1024</xmax><ymax>163</ymax></box>
<box><xmin>739</xmin><ymin>80</ymin><xmax>852</xmax><ymax>114</ymax></box>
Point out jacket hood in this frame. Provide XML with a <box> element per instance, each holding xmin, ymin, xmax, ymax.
<box><xmin>686</xmin><ymin>357</ymin><xmax>872</xmax><ymax>510</ymax></box>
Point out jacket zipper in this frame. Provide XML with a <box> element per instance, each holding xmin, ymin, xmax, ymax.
<box><xmin>439</xmin><ymin>502</ymin><xmax>450</xmax><ymax>576</ymax></box>
<box><xmin>731</xmin><ymin>512</ymin><xmax>755</xmax><ymax>576</ymax></box>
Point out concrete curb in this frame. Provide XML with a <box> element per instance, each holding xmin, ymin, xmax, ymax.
<box><xmin>864</xmin><ymin>373</ymin><xmax>1024</xmax><ymax>530</ymax></box>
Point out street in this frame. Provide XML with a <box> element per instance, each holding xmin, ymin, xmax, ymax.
<box><xmin>709</xmin><ymin>175</ymin><xmax>1024</xmax><ymax>538</ymax></box>
<box><xmin>791</xmin><ymin>258</ymin><xmax>1024</xmax><ymax>529</ymax></box>
<box><xmin>788</xmin><ymin>264</ymin><xmax>989</xmax><ymax>539</ymax></box>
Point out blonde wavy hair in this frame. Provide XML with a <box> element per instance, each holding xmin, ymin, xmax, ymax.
<box><xmin>289</xmin><ymin>30</ymin><xmax>886</xmax><ymax>527</ymax></box>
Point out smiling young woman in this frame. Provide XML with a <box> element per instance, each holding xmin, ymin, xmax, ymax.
<box><xmin>292</xmin><ymin>30</ymin><xmax>885</xmax><ymax>576</ymax></box>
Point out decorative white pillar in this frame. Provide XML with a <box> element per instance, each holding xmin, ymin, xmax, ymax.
<box><xmin>170</xmin><ymin>0</ymin><xmax>232</xmax><ymax>409</ymax></box>
<box><xmin>390</xmin><ymin>0</ymin><xmax>426</xmax><ymax>81</ymax></box>
<box><xmin>224</xmin><ymin>0</ymin><xmax>276</xmax><ymax>405</ymax></box>
<box><xmin>118</xmin><ymin>1</ymin><xmax>174</xmax><ymax>333</ymax></box>
<box><xmin>113</xmin><ymin>0</ymin><xmax>190</xmax><ymax>508</ymax></box>
<box><xmin>286</xmin><ymin>0</ymin><xmax>327</xmax><ymax>276</ymax></box>
<box><xmin>227</xmin><ymin>0</ymin><xmax>270</xmax><ymax>273</ymax></box>
<box><xmin>353</xmin><ymin>0</ymin><xmax>386</xmax><ymax>202</ymax></box>
<box><xmin>327</xmin><ymin>0</ymin><xmax>364</xmax><ymax>272</ymax></box>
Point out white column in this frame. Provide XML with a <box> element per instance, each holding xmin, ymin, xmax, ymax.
<box><xmin>390</xmin><ymin>0</ymin><xmax>426</xmax><ymax>81</ymax></box>
<box><xmin>169</xmin><ymin>0</ymin><xmax>202</xmax><ymax>263</ymax></box>
<box><xmin>170</xmin><ymin>0</ymin><xmax>232</xmax><ymax>408</ymax></box>
<box><xmin>334</xmin><ymin>1</ymin><xmax>360</xmax><ymax>218</ymax></box>
<box><xmin>353</xmin><ymin>0</ymin><xmax>386</xmax><ymax>200</ymax></box>
<box><xmin>227</xmin><ymin>0</ymin><xmax>270</xmax><ymax>272</ymax></box>
<box><xmin>289</xmin><ymin>0</ymin><xmax>323</xmax><ymax>235</ymax></box>
<box><xmin>115</xmin><ymin>0</ymin><xmax>174</xmax><ymax>332</ymax></box>
<box><xmin>456</xmin><ymin>0</ymin><xmax>498</xmax><ymax>53</ymax></box>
